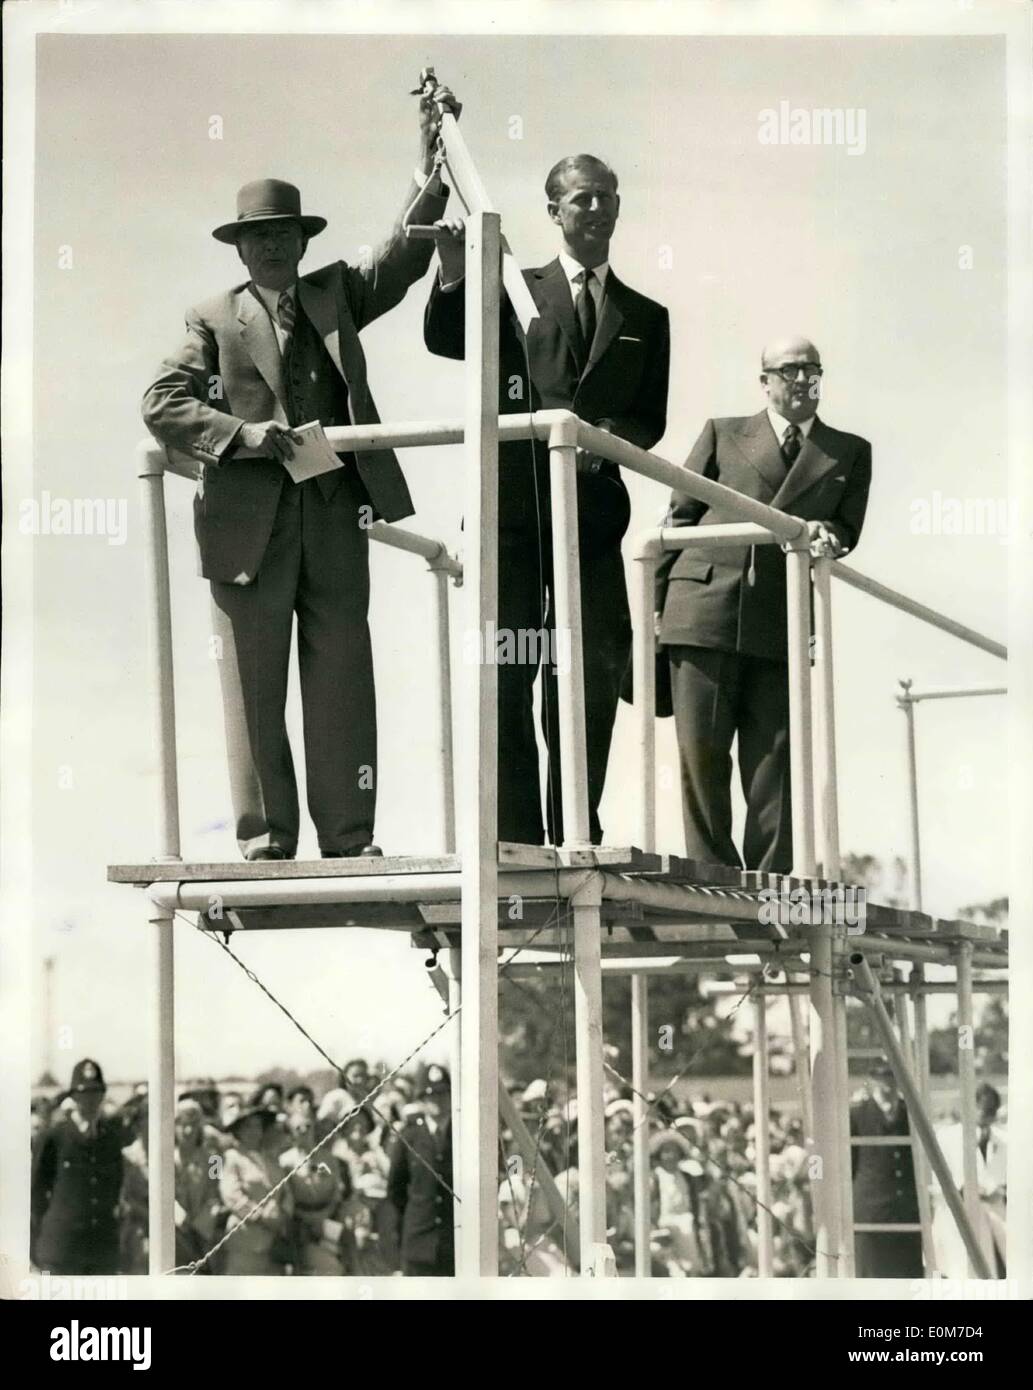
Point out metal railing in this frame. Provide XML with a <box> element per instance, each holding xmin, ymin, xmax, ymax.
<box><xmin>133</xmin><ymin>214</ymin><xmax>1008</xmax><ymax>1282</ymax></box>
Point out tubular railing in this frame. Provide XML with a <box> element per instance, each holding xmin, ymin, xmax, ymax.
<box><xmin>137</xmin><ymin>398</ymin><xmax>1007</xmax><ymax>1280</ymax></box>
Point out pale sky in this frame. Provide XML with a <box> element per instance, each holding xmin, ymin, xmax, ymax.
<box><xmin>24</xmin><ymin>27</ymin><xmax>1008</xmax><ymax>1081</ymax></box>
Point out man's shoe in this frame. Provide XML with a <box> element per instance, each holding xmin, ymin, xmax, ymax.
<box><xmin>320</xmin><ymin>844</ymin><xmax>383</xmax><ymax>859</ymax></box>
<box><xmin>246</xmin><ymin>846</ymin><xmax>287</xmax><ymax>862</ymax></box>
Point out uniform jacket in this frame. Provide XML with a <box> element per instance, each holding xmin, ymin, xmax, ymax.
<box><xmin>850</xmin><ymin>1096</ymin><xmax>919</xmax><ymax>1225</ymax></box>
<box><xmin>386</xmin><ymin>1116</ymin><xmax>454</xmax><ymax>1272</ymax></box>
<box><xmin>142</xmin><ymin>177</ymin><xmax>448</xmax><ymax>584</ymax></box>
<box><xmin>424</xmin><ymin>260</ymin><xmax>670</xmax><ymax>552</ymax></box>
<box><xmin>658</xmin><ymin>412</ymin><xmax>871</xmax><ymax>661</ymax></box>
<box><xmin>31</xmin><ymin>1113</ymin><xmax>125</xmax><ymax>1272</ymax></box>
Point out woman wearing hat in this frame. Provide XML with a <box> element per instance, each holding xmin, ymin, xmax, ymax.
<box><xmin>650</xmin><ymin>1129</ymin><xmax>703</xmax><ymax>1275</ymax></box>
<box><xmin>219</xmin><ymin>1107</ymin><xmax>295</xmax><ymax>1275</ymax></box>
<box><xmin>279</xmin><ymin>1111</ymin><xmax>353</xmax><ymax>1275</ymax></box>
<box><xmin>175</xmin><ymin>1099</ymin><xmax>226</xmax><ymax>1273</ymax></box>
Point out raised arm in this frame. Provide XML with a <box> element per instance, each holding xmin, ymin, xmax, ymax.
<box><xmin>343</xmin><ymin>83</ymin><xmax>461</xmax><ymax>332</ymax></box>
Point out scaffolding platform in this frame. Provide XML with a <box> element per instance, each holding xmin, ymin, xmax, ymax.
<box><xmin>107</xmin><ymin>844</ymin><xmax>1007</xmax><ymax>965</ymax></box>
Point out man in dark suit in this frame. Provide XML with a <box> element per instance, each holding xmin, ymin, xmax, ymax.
<box><xmin>142</xmin><ymin>85</ymin><xmax>459</xmax><ymax>861</ymax></box>
<box><xmin>31</xmin><ymin>1060</ymin><xmax>125</xmax><ymax>1276</ymax></box>
<box><xmin>425</xmin><ymin>155</ymin><xmax>670</xmax><ymax>845</ymax></box>
<box><xmin>386</xmin><ymin>1065</ymin><xmax>454</xmax><ymax>1276</ymax></box>
<box><xmin>850</xmin><ymin>1062</ymin><xmax>923</xmax><ymax>1277</ymax></box>
<box><xmin>657</xmin><ymin>338</ymin><xmax>871</xmax><ymax>873</ymax></box>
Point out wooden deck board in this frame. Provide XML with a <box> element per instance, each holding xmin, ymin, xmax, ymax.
<box><xmin>107</xmin><ymin>844</ymin><xmax>1006</xmax><ymax>957</ymax></box>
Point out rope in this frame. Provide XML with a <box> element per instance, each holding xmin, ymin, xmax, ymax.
<box><xmin>164</xmin><ymin>911</ymin><xmax>462</xmax><ymax>1275</ymax></box>
<box><xmin>164</xmin><ymin>1003</ymin><xmax>457</xmax><ymax>1276</ymax></box>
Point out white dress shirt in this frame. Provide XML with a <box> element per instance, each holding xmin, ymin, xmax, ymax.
<box><xmin>250</xmin><ymin>281</ymin><xmax>296</xmax><ymax>355</ymax></box>
<box><xmin>557</xmin><ymin>251</ymin><xmax>608</xmax><ymax>314</ymax></box>
<box><xmin>766</xmin><ymin>406</ymin><xmax>815</xmax><ymax>448</ymax></box>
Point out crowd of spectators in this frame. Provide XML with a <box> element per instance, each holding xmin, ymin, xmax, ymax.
<box><xmin>32</xmin><ymin>1058</ymin><xmax>816</xmax><ymax>1277</ymax></box>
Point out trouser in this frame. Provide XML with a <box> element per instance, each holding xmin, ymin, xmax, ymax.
<box><xmin>667</xmin><ymin>645</ymin><xmax>793</xmax><ymax>874</ymax></box>
<box><xmin>209</xmin><ymin>472</ymin><xmax>375</xmax><ymax>858</ymax></box>
<box><xmin>497</xmin><ymin>537</ymin><xmax>631</xmax><ymax>846</ymax></box>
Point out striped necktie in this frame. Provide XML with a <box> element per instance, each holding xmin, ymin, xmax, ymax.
<box><xmin>276</xmin><ymin>290</ymin><xmax>296</xmax><ymax>351</ymax></box>
<box><xmin>781</xmin><ymin>422</ymin><xmax>802</xmax><ymax>467</ymax></box>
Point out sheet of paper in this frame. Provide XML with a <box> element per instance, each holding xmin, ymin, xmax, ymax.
<box><xmin>281</xmin><ymin>420</ymin><xmax>344</xmax><ymax>484</ymax></box>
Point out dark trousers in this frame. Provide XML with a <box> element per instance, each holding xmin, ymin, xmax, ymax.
<box><xmin>854</xmin><ymin>1231</ymin><xmax>924</xmax><ymax>1278</ymax></box>
<box><xmin>498</xmin><ymin>538</ymin><xmax>630</xmax><ymax>846</ymax></box>
<box><xmin>210</xmin><ymin>472</ymin><xmax>375</xmax><ymax>858</ymax></box>
<box><xmin>667</xmin><ymin>645</ymin><xmax>793</xmax><ymax>874</ymax></box>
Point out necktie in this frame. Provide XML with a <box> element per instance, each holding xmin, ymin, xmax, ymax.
<box><xmin>574</xmin><ymin>269</ymin><xmax>597</xmax><ymax>367</ymax></box>
<box><xmin>781</xmin><ymin>422</ymin><xmax>802</xmax><ymax>467</ymax></box>
<box><xmin>277</xmin><ymin>290</ymin><xmax>295</xmax><ymax>352</ymax></box>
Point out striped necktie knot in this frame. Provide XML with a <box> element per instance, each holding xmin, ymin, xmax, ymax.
<box><xmin>781</xmin><ymin>422</ymin><xmax>802</xmax><ymax>466</ymax></box>
<box><xmin>276</xmin><ymin>290</ymin><xmax>296</xmax><ymax>336</ymax></box>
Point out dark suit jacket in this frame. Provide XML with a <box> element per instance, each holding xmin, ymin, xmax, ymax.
<box><xmin>850</xmin><ymin>1096</ymin><xmax>919</xmax><ymax>1225</ymax></box>
<box><xmin>31</xmin><ymin>1115</ymin><xmax>125</xmax><ymax>1271</ymax></box>
<box><xmin>386</xmin><ymin>1116</ymin><xmax>454</xmax><ymax>1272</ymax></box>
<box><xmin>142</xmin><ymin>178</ymin><xmax>448</xmax><ymax>584</ymax></box>
<box><xmin>658</xmin><ymin>412</ymin><xmax>871</xmax><ymax>661</ymax></box>
<box><xmin>424</xmin><ymin>259</ymin><xmax>670</xmax><ymax>551</ymax></box>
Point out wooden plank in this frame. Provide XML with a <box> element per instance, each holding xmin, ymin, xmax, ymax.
<box><xmin>108</xmin><ymin>854</ymin><xmax>460</xmax><ymax>884</ymax></box>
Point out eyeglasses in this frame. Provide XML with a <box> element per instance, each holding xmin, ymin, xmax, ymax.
<box><xmin>763</xmin><ymin>364</ymin><xmax>823</xmax><ymax>383</ymax></box>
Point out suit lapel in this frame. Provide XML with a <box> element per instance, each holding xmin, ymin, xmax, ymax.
<box><xmin>237</xmin><ymin>288</ymin><xmax>287</xmax><ymax>415</ymax></box>
<box><xmin>774</xmin><ymin>417</ymin><xmax>840</xmax><ymax>509</ymax></box>
<box><xmin>297</xmin><ymin>278</ymin><xmax>346</xmax><ymax>381</ymax></box>
<box><xmin>583</xmin><ymin>269</ymin><xmax>626</xmax><ymax>379</ymax></box>
<box><xmin>530</xmin><ymin>259</ymin><xmax>581</xmax><ymax>370</ymax></box>
<box><xmin>731</xmin><ymin>411</ymin><xmax>787</xmax><ymax>497</ymax></box>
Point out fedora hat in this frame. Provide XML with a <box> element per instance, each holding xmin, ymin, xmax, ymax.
<box><xmin>212</xmin><ymin>179</ymin><xmax>327</xmax><ymax>244</ymax></box>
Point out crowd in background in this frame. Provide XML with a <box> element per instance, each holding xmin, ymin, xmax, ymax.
<box><xmin>30</xmin><ymin>1055</ymin><xmax>821</xmax><ymax>1278</ymax></box>
<box><xmin>33</xmin><ymin>1055</ymin><xmax>1006</xmax><ymax>1279</ymax></box>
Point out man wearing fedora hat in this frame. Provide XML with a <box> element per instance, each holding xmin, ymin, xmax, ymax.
<box><xmin>142</xmin><ymin>83</ymin><xmax>460</xmax><ymax>861</ymax></box>
<box><xmin>31</xmin><ymin>1059</ymin><xmax>125</xmax><ymax>1275</ymax></box>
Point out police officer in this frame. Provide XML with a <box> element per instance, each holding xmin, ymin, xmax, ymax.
<box><xmin>31</xmin><ymin>1059</ymin><xmax>125</xmax><ymax>1275</ymax></box>
<box><xmin>850</xmin><ymin>1060</ymin><xmax>922</xmax><ymax>1277</ymax></box>
<box><xmin>386</xmin><ymin>1065</ymin><xmax>454</xmax><ymax>1276</ymax></box>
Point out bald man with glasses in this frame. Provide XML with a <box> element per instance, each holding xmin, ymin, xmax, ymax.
<box><xmin>656</xmin><ymin>338</ymin><xmax>871</xmax><ymax>875</ymax></box>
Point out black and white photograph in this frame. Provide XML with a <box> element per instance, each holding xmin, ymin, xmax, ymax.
<box><xmin>2</xmin><ymin>0</ymin><xmax>1031</xmax><ymax>1337</ymax></box>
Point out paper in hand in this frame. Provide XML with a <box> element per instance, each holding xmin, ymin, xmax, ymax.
<box><xmin>282</xmin><ymin>421</ymin><xmax>344</xmax><ymax>484</ymax></box>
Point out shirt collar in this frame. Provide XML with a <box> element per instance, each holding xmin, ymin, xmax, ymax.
<box><xmin>766</xmin><ymin>406</ymin><xmax>815</xmax><ymax>443</ymax></box>
<box><xmin>251</xmin><ymin>281</ymin><xmax>296</xmax><ymax>316</ymax></box>
<box><xmin>557</xmin><ymin>251</ymin><xmax>609</xmax><ymax>293</ymax></box>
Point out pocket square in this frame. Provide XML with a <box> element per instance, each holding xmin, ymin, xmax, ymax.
<box><xmin>618</xmin><ymin>335</ymin><xmax>641</xmax><ymax>343</ymax></box>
